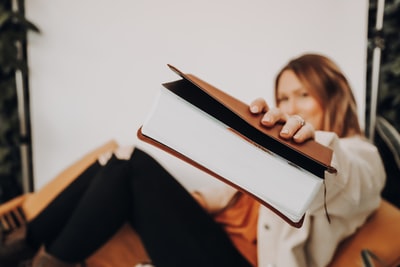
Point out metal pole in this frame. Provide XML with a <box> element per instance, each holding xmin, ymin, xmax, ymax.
<box><xmin>13</xmin><ymin>0</ymin><xmax>34</xmax><ymax>193</ymax></box>
<box><xmin>368</xmin><ymin>0</ymin><xmax>385</xmax><ymax>140</ymax></box>
<box><xmin>15</xmin><ymin>69</ymin><xmax>33</xmax><ymax>193</ymax></box>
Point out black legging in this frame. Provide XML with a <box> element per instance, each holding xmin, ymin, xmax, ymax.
<box><xmin>26</xmin><ymin>149</ymin><xmax>252</xmax><ymax>267</ymax></box>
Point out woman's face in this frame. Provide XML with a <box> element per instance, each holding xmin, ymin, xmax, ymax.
<box><xmin>276</xmin><ymin>70</ymin><xmax>324</xmax><ymax>130</ymax></box>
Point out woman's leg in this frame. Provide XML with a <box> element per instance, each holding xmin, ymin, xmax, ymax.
<box><xmin>43</xmin><ymin>155</ymin><xmax>133</xmax><ymax>262</ymax></box>
<box><xmin>37</xmin><ymin>149</ymin><xmax>252</xmax><ymax>267</ymax></box>
<box><xmin>127</xmin><ymin>149</ymin><xmax>252</xmax><ymax>267</ymax></box>
<box><xmin>27</xmin><ymin>160</ymin><xmax>102</xmax><ymax>249</ymax></box>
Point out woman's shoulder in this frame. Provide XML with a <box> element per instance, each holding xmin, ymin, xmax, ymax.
<box><xmin>316</xmin><ymin>132</ymin><xmax>383</xmax><ymax>171</ymax></box>
<box><xmin>339</xmin><ymin>135</ymin><xmax>381</xmax><ymax>157</ymax></box>
<box><xmin>315</xmin><ymin>131</ymin><xmax>377</xmax><ymax>152</ymax></box>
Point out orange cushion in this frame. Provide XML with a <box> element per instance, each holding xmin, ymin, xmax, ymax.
<box><xmin>87</xmin><ymin>224</ymin><xmax>150</xmax><ymax>267</ymax></box>
<box><xmin>328</xmin><ymin>200</ymin><xmax>400</xmax><ymax>267</ymax></box>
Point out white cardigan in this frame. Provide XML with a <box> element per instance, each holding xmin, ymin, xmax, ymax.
<box><xmin>195</xmin><ymin>131</ymin><xmax>386</xmax><ymax>267</ymax></box>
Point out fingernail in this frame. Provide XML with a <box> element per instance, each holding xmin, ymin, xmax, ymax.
<box><xmin>281</xmin><ymin>128</ymin><xmax>289</xmax><ymax>135</ymax></box>
<box><xmin>262</xmin><ymin>114</ymin><xmax>272</xmax><ymax>124</ymax></box>
<box><xmin>250</xmin><ymin>106</ymin><xmax>259</xmax><ymax>113</ymax></box>
<box><xmin>294</xmin><ymin>133</ymin><xmax>301</xmax><ymax>139</ymax></box>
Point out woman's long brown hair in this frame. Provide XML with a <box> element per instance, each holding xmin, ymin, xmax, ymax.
<box><xmin>274</xmin><ymin>54</ymin><xmax>362</xmax><ymax>138</ymax></box>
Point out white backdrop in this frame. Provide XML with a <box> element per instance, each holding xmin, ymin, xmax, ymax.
<box><xmin>26</xmin><ymin>0</ymin><xmax>369</xmax><ymax>190</ymax></box>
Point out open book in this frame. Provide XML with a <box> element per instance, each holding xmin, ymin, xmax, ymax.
<box><xmin>138</xmin><ymin>65</ymin><xmax>336</xmax><ymax>228</ymax></box>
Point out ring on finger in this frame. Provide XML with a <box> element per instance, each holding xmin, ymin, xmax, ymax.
<box><xmin>292</xmin><ymin>115</ymin><xmax>305</xmax><ymax>127</ymax></box>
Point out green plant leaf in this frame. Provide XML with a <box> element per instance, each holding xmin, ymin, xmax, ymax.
<box><xmin>0</xmin><ymin>11</ymin><xmax>11</xmax><ymax>28</ymax></box>
<box><xmin>12</xmin><ymin>13</ymin><xmax>40</xmax><ymax>33</ymax></box>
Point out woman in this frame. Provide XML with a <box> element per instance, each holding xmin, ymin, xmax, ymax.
<box><xmin>0</xmin><ymin>53</ymin><xmax>385</xmax><ymax>267</ymax></box>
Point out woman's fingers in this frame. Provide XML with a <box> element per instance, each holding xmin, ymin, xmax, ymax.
<box><xmin>292</xmin><ymin>123</ymin><xmax>315</xmax><ymax>143</ymax></box>
<box><xmin>249</xmin><ymin>98</ymin><xmax>269</xmax><ymax>114</ymax></box>
<box><xmin>280</xmin><ymin>115</ymin><xmax>314</xmax><ymax>142</ymax></box>
<box><xmin>260</xmin><ymin>110</ymin><xmax>314</xmax><ymax>142</ymax></box>
<box><xmin>260</xmin><ymin>107</ymin><xmax>287</xmax><ymax>127</ymax></box>
<box><xmin>280</xmin><ymin>115</ymin><xmax>304</xmax><ymax>137</ymax></box>
<box><xmin>249</xmin><ymin>98</ymin><xmax>314</xmax><ymax>143</ymax></box>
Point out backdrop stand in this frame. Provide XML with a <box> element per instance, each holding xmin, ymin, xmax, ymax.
<box><xmin>368</xmin><ymin>0</ymin><xmax>386</xmax><ymax>140</ymax></box>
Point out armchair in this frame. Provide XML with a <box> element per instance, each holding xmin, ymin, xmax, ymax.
<box><xmin>1</xmin><ymin>139</ymin><xmax>399</xmax><ymax>267</ymax></box>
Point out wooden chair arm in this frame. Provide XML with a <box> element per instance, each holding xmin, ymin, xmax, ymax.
<box><xmin>0</xmin><ymin>195</ymin><xmax>30</xmax><ymax>232</ymax></box>
<box><xmin>0</xmin><ymin>195</ymin><xmax>28</xmax><ymax>217</ymax></box>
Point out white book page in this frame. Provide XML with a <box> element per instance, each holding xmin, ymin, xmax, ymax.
<box><xmin>142</xmin><ymin>88</ymin><xmax>323</xmax><ymax>222</ymax></box>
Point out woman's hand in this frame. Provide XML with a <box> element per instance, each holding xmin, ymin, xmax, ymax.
<box><xmin>249</xmin><ymin>98</ymin><xmax>315</xmax><ymax>143</ymax></box>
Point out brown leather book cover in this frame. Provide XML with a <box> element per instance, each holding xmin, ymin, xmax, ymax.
<box><xmin>137</xmin><ymin>65</ymin><xmax>337</xmax><ymax>228</ymax></box>
<box><xmin>165</xmin><ymin>64</ymin><xmax>336</xmax><ymax>177</ymax></box>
